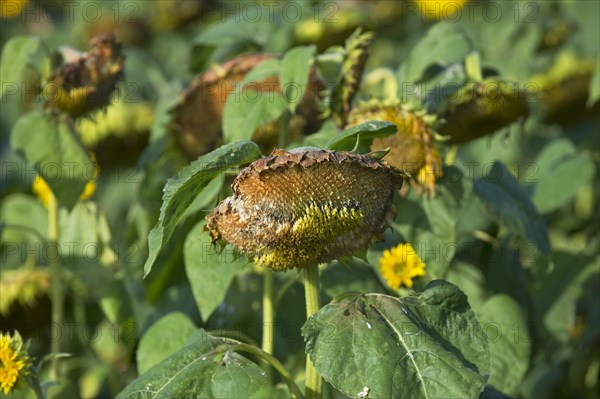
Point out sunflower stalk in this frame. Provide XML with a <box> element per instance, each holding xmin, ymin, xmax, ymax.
<box><xmin>304</xmin><ymin>264</ymin><xmax>322</xmax><ymax>399</ymax></box>
<box><xmin>48</xmin><ymin>192</ymin><xmax>63</xmax><ymax>380</ymax></box>
<box><xmin>261</xmin><ymin>269</ymin><xmax>275</xmax><ymax>382</ymax></box>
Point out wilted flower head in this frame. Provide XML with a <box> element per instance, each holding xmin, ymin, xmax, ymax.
<box><xmin>379</xmin><ymin>243</ymin><xmax>426</xmax><ymax>289</ymax></box>
<box><xmin>206</xmin><ymin>148</ymin><xmax>404</xmax><ymax>271</ymax></box>
<box><xmin>347</xmin><ymin>101</ymin><xmax>442</xmax><ymax>196</ymax></box>
<box><xmin>170</xmin><ymin>53</ymin><xmax>324</xmax><ymax>159</ymax></box>
<box><xmin>438</xmin><ymin>78</ymin><xmax>529</xmax><ymax>143</ymax></box>
<box><xmin>529</xmin><ymin>52</ymin><xmax>596</xmax><ymax>124</ymax></box>
<box><xmin>46</xmin><ymin>33</ymin><xmax>124</xmax><ymax>118</ymax></box>
<box><xmin>0</xmin><ymin>331</ymin><xmax>31</xmax><ymax>395</ymax></box>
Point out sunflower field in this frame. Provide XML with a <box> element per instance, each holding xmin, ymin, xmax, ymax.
<box><xmin>1</xmin><ymin>1</ymin><xmax>599</xmax><ymax>398</ymax></box>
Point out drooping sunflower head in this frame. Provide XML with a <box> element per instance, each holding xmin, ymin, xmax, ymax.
<box><xmin>170</xmin><ymin>53</ymin><xmax>325</xmax><ymax>159</ymax></box>
<box><xmin>0</xmin><ymin>331</ymin><xmax>31</xmax><ymax>395</ymax></box>
<box><xmin>46</xmin><ymin>33</ymin><xmax>124</xmax><ymax>118</ymax></box>
<box><xmin>379</xmin><ymin>243</ymin><xmax>426</xmax><ymax>289</ymax></box>
<box><xmin>206</xmin><ymin>148</ymin><xmax>404</xmax><ymax>271</ymax></box>
<box><xmin>438</xmin><ymin>78</ymin><xmax>529</xmax><ymax>143</ymax></box>
<box><xmin>347</xmin><ymin>101</ymin><xmax>442</xmax><ymax>196</ymax></box>
<box><xmin>529</xmin><ymin>52</ymin><xmax>596</xmax><ymax>124</ymax></box>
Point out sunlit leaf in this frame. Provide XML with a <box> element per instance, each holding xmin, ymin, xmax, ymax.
<box><xmin>280</xmin><ymin>45</ymin><xmax>316</xmax><ymax>111</ymax></box>
<box><xmin>144</xmin><ymin>141</ymin><xmax>262</xmax><ymax>277</ymax></box>
<box><xmin>478</xmin><ymin>295</ymin><xmax>531</xmax><ymax>395</ymax></box>
<box><xmin>117</xmin><ymin>329</ymin><xmax>267</xmax><ymax>399</ymax></box>
<box><xmin>184</xmin><ymin>221</ymin><xmax>247</xmax><ymax>321</ymax></box>
<box><xmin>325</xmin><ymin>120</ymin><xmax>396</xmax><ymax>151</ymax></box>
<box><xmin>474</xmin><ymin>162</ymin><xmax>550</xmax><ymax>254</ymax></box>
<box><xmin>11</xmin><ymin>111</ymin><xmax>91</xmax><ymax>209</ymax></box>
<box><xmin>531</xmin><ymin>139</ymin><xmax>595</xmax><ymax>214</ymax></box>
<box><xmin>0</xmin><ymin>36</ymin><xmax>46</xmax><ymax>97</ymax></box>
<box><xmin>137</xmin><ymin>312</ymin><xmax>197</xmax><ymax>374</ymax></box>
<box><xmin>223</xmin><ymin>90</ymin><xmax>288</xmax><ymax>143</ymax></box>
<box><xmin>303</xmin><ymin>280</ymin><xmax>490</xmax><ymax>399</ymax></box>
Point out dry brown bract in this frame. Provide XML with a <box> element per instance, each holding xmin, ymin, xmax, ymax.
<box><xmin>206</xmin><ymin>148</ymin><xmax>403</xmax><ymax>271</ymax></box>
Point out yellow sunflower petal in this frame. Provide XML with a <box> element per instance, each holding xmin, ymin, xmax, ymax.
<box><xmin>379</xmin><ymin>243</ymin><xmax>427</xmax><ymax>290</ymax></box>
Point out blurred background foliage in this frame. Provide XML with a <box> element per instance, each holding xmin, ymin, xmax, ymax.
<box><xmin>0</xmin><ymin>0</ymin><xmax>598</xmax><ymax>398</ymax></box>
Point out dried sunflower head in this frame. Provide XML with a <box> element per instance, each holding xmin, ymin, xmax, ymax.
<box><xmin>45</xmin><ymin>33</ymin><xmax>124</xmax><ymax>118</ymax></box>
<box><xmin>529</xmin><ymin>52</ymin><xmax>596</xmax><ymax>125</ymax></box>
<box><xmin>170</xmin><ymin>53</ymin><xmax>325</xmax><ymax>159</ymax></box>
<box><xmin>347</xmin><ymin>101</ymin><xmax>442</xmax><ymax>196</ymax></box>
<box><xmin>438</xmin><ymin>78</ymin><xmax>529</xmax><ymax>143</ymax></box>
<box><xmin>206</xmin><ymin>148</ymin><xmax>403</xmax><ymax>271</ymax></box>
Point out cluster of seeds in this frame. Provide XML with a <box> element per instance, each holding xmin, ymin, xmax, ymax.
<box><xmin>206</xmin><ymin>148</ymin><xmax>403</xmax><ymax>270</ymax></box>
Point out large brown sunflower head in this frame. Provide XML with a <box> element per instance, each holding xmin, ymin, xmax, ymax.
<box><xmin>206</xmin><ymin>148</ymin><xmax>404</xmax><ymax>271</ymax></box>
<box><xmin>170</xmin><ymin>53</ymin><xmax>325</xmax><ymax>159</ymax></box>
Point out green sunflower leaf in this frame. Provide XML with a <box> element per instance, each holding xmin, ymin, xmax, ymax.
<box><xmin>11</xmin><ymin>111</ymin><xmax>92</xmax><ymax>210</ymax></box>
<box><xmin>117</xmin><ymin>329</ymin><xmax>267</xmax><ymax>399</ymax></box>
<box><xmin>144</xmin><ymin>141</ymin><xmax>262</xmax><ymax>277</ymax></box>
<box><xmin>303</xmin><ymin>280</ymin><xmax>490</xmax><ymax>399</ymax></box>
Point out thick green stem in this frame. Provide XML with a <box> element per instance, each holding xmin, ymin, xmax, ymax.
<box><xmin>304</xmin><ymin>264</ymin><xmax>322</xmax><ymax>399</ymax></box>
<box><xmin>48</xmin><ymin>192</ymin><xmax>63</xmax><ymax>380</ymax></box>
<box><xmin>233</xmin><ymin>343</ymin><xmax>304</xmax><ymax>399</ymax></box>
<box><xmin>261</xmin><ymin>270</ymin><xmax>275</xmax><ymax>381</ymax></box>
<box><xmin>262</xmin><ymin>270</ymin><xmax>275</xmax><ymax>354</ymax></box>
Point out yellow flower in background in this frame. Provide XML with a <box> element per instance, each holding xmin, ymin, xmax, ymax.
<box><xmin>31</xmin><ymin>176</ymin><xmax>52</xmax><ymax>208</ymax></box>
<box><xmin>0</xmin><ymin>331</ymin><xmax>31</xmax><ymax>395</ymax></box>
<box><xmin>32</xmin><ymin>154</ymin><xmax>99</xmax><ymax>207</ymax></box>
<box><xmin>414</xmin><ymin>0</ymin><xmax>468</xmax><ymax>20</ymax></box>
<box><xmin>0</xmin><ymin>0</ymin><xmax>28</xmax><ymax>19</ymax></box>
<box><xmin>380</xmin><ymin>243</ymin><xmax>426</xmax><ymax>289</ymax></box>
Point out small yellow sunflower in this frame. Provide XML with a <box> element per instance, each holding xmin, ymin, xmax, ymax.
<box><xmin>379</xmin><ymin>243</ymin><xmax>426</xmax><ymax>289</ymax></box>
<box><xmin>0</xmin><ymin>331</ymin><xmax>31</xmax><ymax>395</ymax></box>
<box><xmin>414</xmin><ymin>0</ymin><xmax>468</xmax><ymax>20</ymax></box>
